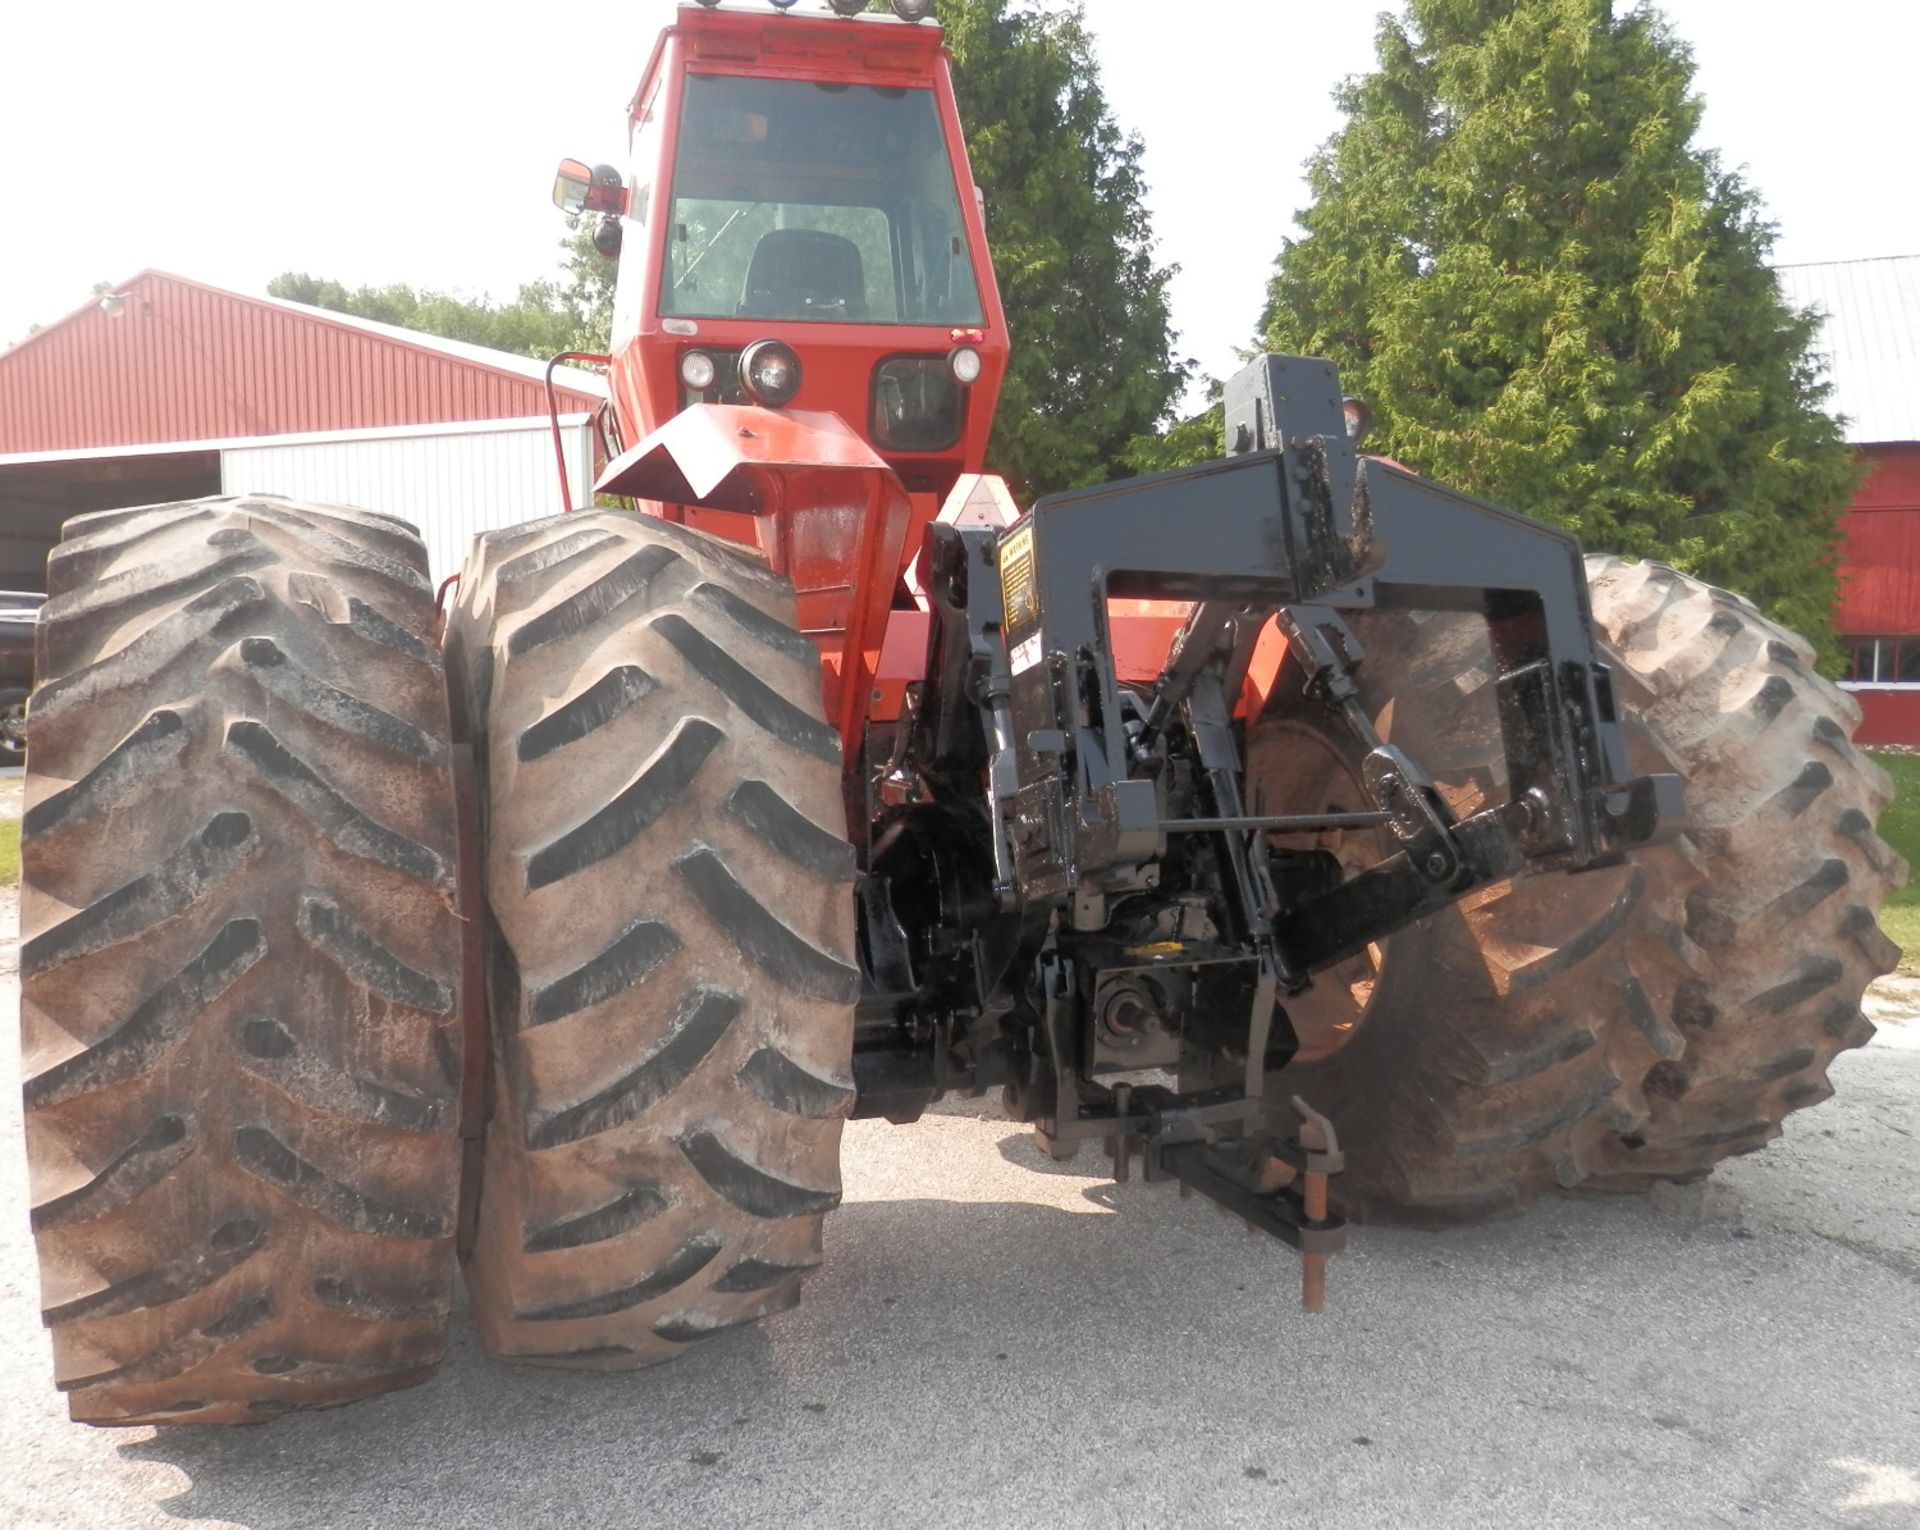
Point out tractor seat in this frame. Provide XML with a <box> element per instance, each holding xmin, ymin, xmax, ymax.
<box><xmin>740</xmin><ymin>228</ymin><xmax>866</xmax><ymax>319</ymax></box>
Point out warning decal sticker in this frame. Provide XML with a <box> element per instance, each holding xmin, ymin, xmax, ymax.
<box><xmin>999</xmin><ymin>521</ymin><xmax>1039</xmax><ymax>633</ymax></box>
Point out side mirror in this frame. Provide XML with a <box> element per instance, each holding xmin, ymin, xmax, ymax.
<box><xmin>551</xmin><ymin>159</ymin><xmax>628</xmax><ymax>217</ymax></box>
<box><xmin>552</xmin><ymin>159</ymin><xmax>594</xmax><ymax>215</ymax></box>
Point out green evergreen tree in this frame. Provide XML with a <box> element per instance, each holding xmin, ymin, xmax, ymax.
<box><xmin>1122</xmin><ymin>386</ymin><xmax>1223</xmax><ymax>477</ymax></box>
<box><xmin>1260</xmin><ymin>0</ymin><xmax>1854</xmax><ymax>651</ymax></box>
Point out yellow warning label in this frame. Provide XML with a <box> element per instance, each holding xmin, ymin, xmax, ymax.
<box><xmin>1000</xmin><ymin>522</ymin><xmax>1039</xmax><ymax>633</ymax></box>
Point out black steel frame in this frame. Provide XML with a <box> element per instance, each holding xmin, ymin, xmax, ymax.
<box><xmin>850</xmin><ymin>353</ymin><xmax>1682</xmax><ymax>1303</ymax></box>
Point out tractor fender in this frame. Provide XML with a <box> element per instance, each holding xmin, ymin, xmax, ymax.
<box><xmin>595</xmin><ymin>402</ymin><xmax>896</xmax><ymax>512</ymax></box>
<box><xmin>596</xmin><ymin>401</ymin><xmax>915</xmax><ymax>752</ymax></box>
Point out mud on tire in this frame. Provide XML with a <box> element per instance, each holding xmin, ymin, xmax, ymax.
<box><xmin>446</xmin><ymin>511</ymin><xmax>857</xmax><ymax>1368</ymax></box>
<box><xmin>1578</xmin><ymin>556</ymin><xmax>1904</xmax><ymax>1186</ymax></box>
<box><xmin>1255</xmin><ymin>601</ymin><xmax>1700</xmax><ymax>1224</ymax></box>
<box><xmin>1258</xmin><ymin>557</ymin><xmax>1902</xmax><ymax>1223</ymax></box>
<box><xmin>19</xmin><ymin>495</ymin><xmax>461</xmax><ymax>1425</ymax></box>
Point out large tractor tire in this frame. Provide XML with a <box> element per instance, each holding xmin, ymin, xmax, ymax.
<box><xmin>1578</xmin><ymin>557</ymin><xmax>1902</xmax><ymax>1187</ymax></box>
<box><xmin>1254</xmin><ymin>556</ymin><xmax>1902</xmax><ymax>1224</ymax></box>
<box><xmin>446</xmin><ymin>511</ymin><xmax>857</xmax><ymax>1369</ymax></box>
<box><xmin>18</xmin><ymin>496</ymin><xmax>462</xmax><ymax>1425</ymax></box>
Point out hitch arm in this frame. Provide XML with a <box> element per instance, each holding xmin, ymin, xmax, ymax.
<box><xmin>1151</xmin><ymin>1100</ymin><xmax>1346</xmax><ymax>1311</ymax></box>
<box><xmin>1037</xmin><ymin>1074</ymin><xmax>1350</xmax><ymax>1311</ymax></box>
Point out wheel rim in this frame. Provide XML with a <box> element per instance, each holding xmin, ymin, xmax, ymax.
<box><xmin>1247</xmin><ymin>719</ymin><xmax>1390</xmax><ymax>1063</ymax></box>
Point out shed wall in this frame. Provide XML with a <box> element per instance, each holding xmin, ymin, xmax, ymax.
<box><xmin>221</xmin><ymin>419</ymin><xmax>594</xmax><ymax>580</ymax></box>
<box><xmin>1849</xmin><ymin>690</ymin><xmax>1920</xmax><ymax>749</ymax></box>
<box><xmin>1835</xmin><ymin>445</ymin><xmax>1920</xmax><ymax>635</ymax></box>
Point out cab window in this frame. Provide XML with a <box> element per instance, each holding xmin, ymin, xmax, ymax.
<box><xmin>663</xmin><ymin>73</ymin><xmax>986</xmax><ymax>327</ymax></box>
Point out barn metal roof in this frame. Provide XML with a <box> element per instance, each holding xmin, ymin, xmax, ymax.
<box><xmin>0</xmin><ymin>270</ymin><xmax>606</xmax><ymax>456</ymax></box>
<box><xmin>0</xmin><ymin>411</ymin><xmax>596</xmax><ymax>471</ymax></box>
<box><xmin>1777</xmin><ymin>255</ymin><xmax>1920</xmax><ymax>446</ymax></box>
<box><xmin>244</xmin><ymin>289</ymin><xmax>610</xmax><ymax>397</ymax></box>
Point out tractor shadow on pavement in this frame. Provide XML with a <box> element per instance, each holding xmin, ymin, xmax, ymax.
<box><xmin>106</xmin><ymin>1054</ymin><xmax>1920</xmax><ymax>1529</ymax></box>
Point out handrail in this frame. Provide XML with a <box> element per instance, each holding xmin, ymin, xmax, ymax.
<box><xmin>544</xmin><ymin>351</ymin><xmax>614</xmax><ymax>513</ymax></box>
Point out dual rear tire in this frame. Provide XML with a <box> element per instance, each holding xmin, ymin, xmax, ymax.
<box><xmin>17</xmin><ymin>496</ymin><xmax>1901</xmax><ymax>1418</ymax></box>
<box><xmin>1255</xmin><ymin>556</ymin><xmax>1904</xmax><ymax>1223</ymax></box>
<box><xmin>17</xmin><ymin>498</ymin><xmax>857</xmax><ymax>1421</ymax></box>
<box><xmin>445</xmin><ymin>512</ymin><xmax>857</xmax><ymax>1366</ymax></box>
<box><xmin>20</xmin><ymin>496</ymin><xmax>462</xmax><ymax>1424</ymax></box>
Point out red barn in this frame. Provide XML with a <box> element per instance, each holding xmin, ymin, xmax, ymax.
<box><xmin>0</xmin><ymin>270</ymin><xmax>607</xmax><ymax>586</ymax></box>
<box><xmin>1778</xmin><ymin>255</ymin><xmax>1920</xmax><ymax>746</ymax></box>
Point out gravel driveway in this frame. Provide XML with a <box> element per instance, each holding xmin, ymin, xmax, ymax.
<box><xmin>1</xmin><ymin>887</ymin><xmax>1915</xmax><ymax>1529</ymax></box>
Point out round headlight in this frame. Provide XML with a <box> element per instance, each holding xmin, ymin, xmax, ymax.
<box><xmin>740</xmin><ymin>339</ymin><xmax>803</xmax><ymax>408</ymax></box>
<box><xmin>680</xmin><ymin>351</ymin><xmax>718</xmax><ymax>392</ymax></box>
<box><xmin>891</xmin><ymin>0</ymin><xmax>936</xmax><ymax>19</ymax></box>
<box><xmin>949</xmin><ymin>346</ymin><xmax>983</xmax><ymax>386</ymax></box>
<box><xmin>828</xmin><ymin>0</ymin><xmax>867</xmax><ymax>12</ymax></box>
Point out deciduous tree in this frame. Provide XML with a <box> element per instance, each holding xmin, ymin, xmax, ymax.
<box><xmin>268</xmin><ymin>223</ymin><xmax>607</xmax><ymax>365</ymax></box>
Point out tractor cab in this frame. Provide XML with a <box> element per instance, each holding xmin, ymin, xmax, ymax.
<box><xmin>563</xmin><ymin>1</ymin><xmax>1009</xmax><ymax>505</ymax></box>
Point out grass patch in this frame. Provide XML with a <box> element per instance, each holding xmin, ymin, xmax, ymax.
<box><xmin>1878</xmin><ymin>904</ymin><xmax>1920</xmax><ymax>970</ymax></box>
<box><xmin>1867</xmin><ymin>751</ymin><xmax>1920</xmax><ymax>971</ymax></box>
<box><xmin>0</xmin><ymin>818</ymin><xmax>16</xmax><ymax>886</ymax></box>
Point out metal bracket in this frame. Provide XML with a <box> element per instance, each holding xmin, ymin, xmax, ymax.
<box><xmin>1052</xmin><ymin>1079</ymin><xmax>1348</xmax><ymax>1311</ymax></box>
<box><xmin>1151</xmin><ymin>1101</ymin><xmax>1346</xmax><ymax>1312</ymax></box>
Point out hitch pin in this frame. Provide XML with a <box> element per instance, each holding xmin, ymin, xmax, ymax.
<box><xmin>1292</xmin><ymin>1096</ymin><xmax>1342</xmax><ymax>1313</ymax></box>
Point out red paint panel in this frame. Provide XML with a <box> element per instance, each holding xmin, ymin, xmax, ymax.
<box><xmin>608</xmin><ymin>13</ymin><xmax>1010</xmax><ymax>522</ymax></box>
<box><xmin>1836</xmin><ymin>446</ymin><xmax>1920</xmax><ymax>635</ymax></box>
<box><xmin>1853</xmin><ymin>443</ymin><xmax>1920</xmax><ymax>511</ymax></box>
<box><xmin>0</xmin><ymin>271</ymin><xmax>600</xmax><ymax>454</ymax></box>
<box><xmin>1849</xmin><ymin>688</ymin><xmax>1920</xmax><ymax>748</ymax></box>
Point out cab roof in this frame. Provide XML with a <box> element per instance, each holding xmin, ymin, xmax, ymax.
<box><xmin>671</xmin><ymin>2</ymin><xmax>946</xmax><ymax>73</ymax></box>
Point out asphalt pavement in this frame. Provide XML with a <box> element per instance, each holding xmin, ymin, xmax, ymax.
<box><xmin>1</xmin><ymin>882</ymin><xmax>1915</xmax><ymax>1529</ymax></box>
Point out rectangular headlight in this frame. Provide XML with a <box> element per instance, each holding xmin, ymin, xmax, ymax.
<box><xmin>871</xmin><ymin>357</ymin><xmax>965</xmax><ymax>453</ymax></box>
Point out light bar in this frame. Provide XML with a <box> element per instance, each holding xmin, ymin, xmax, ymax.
<box><xmin>692</xmin><ymin>0</ymin><xmax>936</xmax><ymax>21</ymax></box>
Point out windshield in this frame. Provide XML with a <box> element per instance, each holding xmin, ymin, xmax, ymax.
<box><xmin>663</xmin><ymin>73</ymin><xmax>986</xmax><ymax>327</ymax></box>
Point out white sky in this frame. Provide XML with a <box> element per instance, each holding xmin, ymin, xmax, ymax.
<box><xmin>3</xmin><ymin>0</ymin><xmax>1917</xmax><ymax>404</ymax></box>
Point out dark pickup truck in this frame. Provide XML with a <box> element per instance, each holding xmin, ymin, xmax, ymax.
<box><xmin>0</xmin><ymin>590</ymin><xmax>42</xmax><ymax>759</ymax></box>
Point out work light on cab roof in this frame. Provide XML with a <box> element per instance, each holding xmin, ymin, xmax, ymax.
<box><xmin>698</xmin><ymin>0</ymin><xmax>939</xmax><ymax>17</ymax></box>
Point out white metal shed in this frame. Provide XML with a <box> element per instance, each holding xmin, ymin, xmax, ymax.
<box><xmin>0</xmin><ymin>413</ymin><xmax>597</xmax><ymax>587</ymax></box>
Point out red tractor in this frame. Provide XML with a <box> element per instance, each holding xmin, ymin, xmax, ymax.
<box><xmin>17</xmin><ymin>0</ymin><xmax>1899</xmax><ymax>1425</ymax></box>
